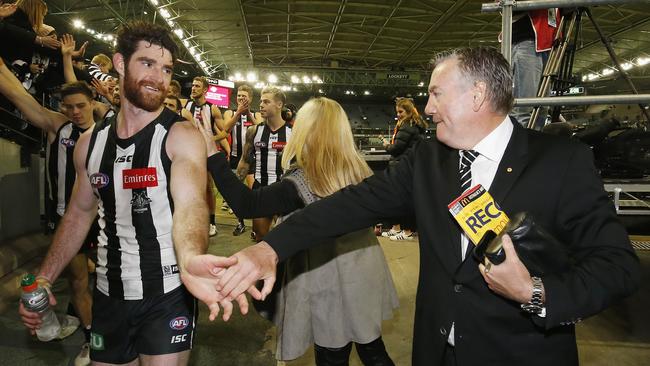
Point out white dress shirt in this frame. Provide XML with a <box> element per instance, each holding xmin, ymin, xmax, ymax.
<box><xmin>449</xmin><ymin>116</ymin><xmax>513</xmax><ymax>346</ymax></box>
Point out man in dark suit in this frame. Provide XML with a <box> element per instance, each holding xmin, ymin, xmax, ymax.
<box><xmin>214</xmin><ymin>47</ymin><xmax>639</xmax><ymax>365</ymax></box>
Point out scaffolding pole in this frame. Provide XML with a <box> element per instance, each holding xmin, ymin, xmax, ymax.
<box><xmin>514</xmin><ymin>94</ymin><xmax>650</xmax><ymax>107</ymax></box>
<box><xmin>482</xmin><ymin>0</ymin><xmax>650</xmax><ymax>13</ymax></box>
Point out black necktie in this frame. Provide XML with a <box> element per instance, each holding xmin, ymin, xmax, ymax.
<box><xmin>459</xmin><ymin>150</ymin><xmax>479</xmax><ymax>192</ymax></box>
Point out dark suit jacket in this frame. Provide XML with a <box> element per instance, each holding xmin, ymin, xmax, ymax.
<box><xmin>264</xmin><ymin>120</ymin><xmax>639</xmax><ymax>366</ymax></box>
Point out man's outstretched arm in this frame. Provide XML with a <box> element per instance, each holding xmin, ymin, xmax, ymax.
<box><xmin>167</xmin><ymin>120</ymin><xmax>246</xmax><ymax>321</ymax></box>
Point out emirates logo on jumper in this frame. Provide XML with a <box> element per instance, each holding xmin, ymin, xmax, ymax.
<box><xmin>123</xmin><ymin>167</ymin><xmax>158</xmax><ymax>189</ymax></box>
<box><xmin>271</xmin><ymin>141</ymin><xmax>286</xmax><ymax>150</ymax></box>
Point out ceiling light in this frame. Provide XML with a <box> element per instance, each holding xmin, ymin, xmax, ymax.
<box><xmin>418</xmin><ymin>81</ymin><xmax>424</xmax><ymax>87</ymax></box>
<box><xmin>148</xmin><ymin>0</ymin><xmax>159</xmax><ymax>5</ymax></box>
<box><xmin>182</xmin><ymin>40</ymin><xmax>190</xmax><ymax>47</ymax></box>
<box><xmin>268</xmin><ymin>74</ymin><xmax>278</xmax><ymax>83</ymax></box>
<box><xmin>364</xmin><ymin>90</ymin><xmax>370</xmax><ymax>95</ymax></box>
<box><xmin>72</xmin><ymin>19</ymin><xmax>84</xmax><ymax>29</ymax></box>
<box><xmin>247</xmin><ymin>72</ymin><xmax>257</xmax><ymax>82</ymax></box>
<box><xmin>621</xmin><ymin>62</ymin><xmax>633</xmax><ymax>70</ymax></box>
<box><xmin>637</xmin><ymin>57</ymin><xmax>650</xmax><ymax>66</ymax></box>
<box><xmin>291</xmin><ymin>75</ymin><xmax>300</xmax><ymax>84</ymax></box>
<box><xmin>318</xmin><ymin>89</ymin><xmax>324</xmax><ymax>93</ymax></box>
<box><xmin>173</xmin><ymin>29</ymin><xmax>183</xmax><ymax>38</ymax></box>
<box><xmin>200</xmin><ymin>61</ymin><xmax>207</xmax><ymax>68</ymax></box>
<box><xmin>601</xmin><ymin>68</ymin><xmax>614</xmax><ymax>76</ymax></box>
<box><xmin>160</xmin><ymin>8</ymin><xmax>171</xmax><ymax>19</ymax></box>
<box><xmin>234</xmin><ymin>72</ymin><xmax>243</xmax><ymax>81</ymax></box>
<box><xmin>292</xmin><ymin>87</ymin><xmax>297</xmax><ymax>91</ymax></box>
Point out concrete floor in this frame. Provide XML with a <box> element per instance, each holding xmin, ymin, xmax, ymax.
<box><xmin>0</xmin><ymin>207</ymin><xmax>648</xmax><ymax>365</ymax></box>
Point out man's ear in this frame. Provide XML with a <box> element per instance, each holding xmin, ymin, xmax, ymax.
<box><xmin>472</xmin><ymin>81</ymin><xmax>487</xmax><ymax>112</ymax></box>
<box><xmin>113</xmin><ymin>53</ymin><xmax>125</xmax><ymax>78</ymax></box>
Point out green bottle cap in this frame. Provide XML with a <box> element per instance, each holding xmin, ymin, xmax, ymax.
<box><xmin>21</xmin><ymin>273</ymin><xmax>36</xmax><ymax>287</ymax></box>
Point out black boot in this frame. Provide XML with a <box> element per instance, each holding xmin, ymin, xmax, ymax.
<box><xmin>314</xmin><ymin>342</ymin><xmax>353</xmax><ymax>366</ymax></box>
<box><xmin>355</xmin><ymin>337</ymin><xmax>395</xmax><ymax>366</ymax></box>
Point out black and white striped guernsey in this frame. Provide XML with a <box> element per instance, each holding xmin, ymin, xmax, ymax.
<box><xmin>47</xmin><ymin>122</ymin><xmax>90</xmax><ymax>217</ymax></box>
<box><xmin>230</xmin><ymin>109</ymin><xmax>255</xmax><ymax>159</ymax></box>
<box><xmin>85</xmin><ymin>108</ymin><xmax>183</xmax><ymax>300</ymax></box>
<box><xmin>184</xmin><ymin>100</ymin><xmax>215</xmax><ymax>133</ymax></box>
<box><xmin>253</xmin><ymin>123</ymin><xmax>292</xmax><ymax>186</ymax></box>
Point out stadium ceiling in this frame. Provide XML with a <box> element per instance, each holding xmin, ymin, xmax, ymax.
<box><xmin>45</xmin><ymin>0</ymin><xmax>650</xmax><ymax>96</ymax></box>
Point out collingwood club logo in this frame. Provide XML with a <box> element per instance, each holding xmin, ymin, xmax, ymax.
<box><xmin>130</xmin><ymin>191</ymin><xmax>152</xmax><ymax>214</ymax></box>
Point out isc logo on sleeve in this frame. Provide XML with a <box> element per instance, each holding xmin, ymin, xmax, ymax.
<box><xmin>122</xmin><ymin>167</ymin><xmax>158</xmax><ymax>189</ymax></box>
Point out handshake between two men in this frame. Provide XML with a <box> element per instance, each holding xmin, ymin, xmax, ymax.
<box><xmin>184</xmin><ymin>241</ymin><xmax>279</xmax><ymax>322</ymax></box>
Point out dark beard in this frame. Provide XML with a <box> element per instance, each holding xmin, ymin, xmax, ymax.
<box><xmin>123</xmin><ymin>67</ymin><xmax>167</xmax><ymax>112</ymax></box>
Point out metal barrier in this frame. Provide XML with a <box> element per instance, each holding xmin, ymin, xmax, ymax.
<box><xmin>514</xmin><ymin>94</ymin><xmax>650</xmax><ymax>107</ymax></box>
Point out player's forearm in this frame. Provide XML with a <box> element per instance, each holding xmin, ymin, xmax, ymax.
<box><xmin>38</xmin><ymin>206</ymin><xmax>96</xmax><ymax>282</ymax></box>
<box><xmin>173</xmin><ymin>202</ymin><xmax>209</xmax><ymax>272</ymax></box>
<box><xmin>223</xmin><ymin>112</ymin><xmax>240</xmax><ymax>132</ymax></box>
<box><xmin>62</xmin><ymin>54</ymin><xmax>77</xmax><ymax>83</ymax></box>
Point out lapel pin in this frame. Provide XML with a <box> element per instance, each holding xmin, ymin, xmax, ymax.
<box><xmin>506</xmin><ymin>167</ymin><xmax>513</xmax><ymax>173</ymax></box>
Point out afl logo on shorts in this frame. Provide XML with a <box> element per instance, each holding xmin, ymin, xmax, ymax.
<box><xmin>169</xmin><ymin>316</ymin><xmax>189</xmax><ymax>330</ymax></box>
<box><xmin>60</xmin><ymin>138</ymin><xmax>76</xmax><ymax>148</ymax></box>
<box><xmin>90</xmin><ymin>173</ymin><xmax>110</xmax><ymax>189</ymax></box>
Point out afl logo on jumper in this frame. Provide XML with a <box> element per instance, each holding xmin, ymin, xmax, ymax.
<box><xmin>122</xmin><ymin>167</ymin><xmax>158</xmax><ymax>189</ymax></box>
<box><xmin>169</xmin><ymin>316</ymin><xmax>189</xmax><ymax>330</ymax></box>
<box><xmin>90</xmin><ymin>173</ymin><xmax>110</xmax><ymax>189</ymax></box>
<box><xmin>60</xmin><ymin>138</ymin><xmax>76</xmax><ymax>148</ymax></box>
<box><xmin>254</xmin><ymin>141</ymin><xmax>267</xmax><ymax>148</ymax></box>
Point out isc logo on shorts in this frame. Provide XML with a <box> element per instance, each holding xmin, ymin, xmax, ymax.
<box><xmin>123</xmin><ymin>167</ymin><xmax>158</xmax><ymax>189</ymax></box>
<box><xmin>169</xmin><ymin>316</ymin><xmax>189</xmax><ymax>330</ymax></box>
<box><xmin>90</xmin><ymin>173</ymin><xmax>110</xmax><ymax>189</ymax></box>
<box><xmin>170</xmin><ymin>334</ymin><xmax>188</xmax><ymax>344</ymax></box>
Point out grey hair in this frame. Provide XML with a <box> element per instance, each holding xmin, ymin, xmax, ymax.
<box><xmin>430</xmin><ymin>47</ymin><xmax>513</xmax><ymax>115</ymax></box>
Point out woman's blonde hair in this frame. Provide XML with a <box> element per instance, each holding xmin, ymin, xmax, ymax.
<box><xmin>396</xmin><ymin>98</ymin><xmax>428</xmax><ymax>129</ymax></box>
<box><xmin>19</xmin><ymin>0</ymin><xmax>48</xmax><ymax>32</ymax></box>
<box><xmin>281</xmin><ymin>97</ymin><xmax>372</xmax><ymax>197</ymax></box>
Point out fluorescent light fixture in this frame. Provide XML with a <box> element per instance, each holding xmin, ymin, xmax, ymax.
<box><xmin>173</xmin><ymin>28</ymin><xmax>183</xmax><ymax>38</ymax></box>
<box><xmin>160</xmin><ymin>8</ymin><xmax>171</xmax><ymax>19</ymax></box>
<box><xmin>200</xmin><ymin>61</ymin><xmax>207</xmax><ymax>68</ymax></box>
<box><xmin>601</xmin><ymin>68</ymin><xmax>614</xmax><ymax>76</ymax></box>
<box><xmin>637</xmin><ymin>57</ymin><xmax>650</xmax><ymax>66</ymax></box>
<box><xmin>268</xmin><ymin>74</ymin><xmax>278</xmax><ymax>83</ymax></box>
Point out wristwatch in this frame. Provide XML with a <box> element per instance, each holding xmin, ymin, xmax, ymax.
<box><xmin>521</xmin><ymin>276</ymin><xmax>544</xmax><ymax>314</ymax></box>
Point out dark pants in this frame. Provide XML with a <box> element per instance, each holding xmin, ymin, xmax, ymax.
<box><xmin>314</xmin><ymin>337</ymin><xmax>394</xmax><ymax>366</ymax></box>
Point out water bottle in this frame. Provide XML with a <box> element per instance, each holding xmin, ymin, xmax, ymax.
<box><xmin>20</xmin><ymin>274</ymin><xmax>61</xmax><ymax>341</ymax></box>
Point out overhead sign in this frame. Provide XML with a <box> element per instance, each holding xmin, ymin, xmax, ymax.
<box><xmin>206</xmin><ymin>78</ymin><xmax>235</xmax><ymax>89</ymax></box>
<box><xmin>377</xmin><ymin>72</ymin><xmax>421</xmax><ymax>81</ymax></box>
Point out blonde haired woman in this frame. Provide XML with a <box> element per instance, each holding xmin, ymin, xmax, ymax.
<box><xmin>379</xmin><ymin>98</ymin><xmax>427</xmax><ymax>241</ymax></box>
<box><xmin>199</xmin><ymin>97</ymin><xmax>398</xmax><ymax>365</ymax></box>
